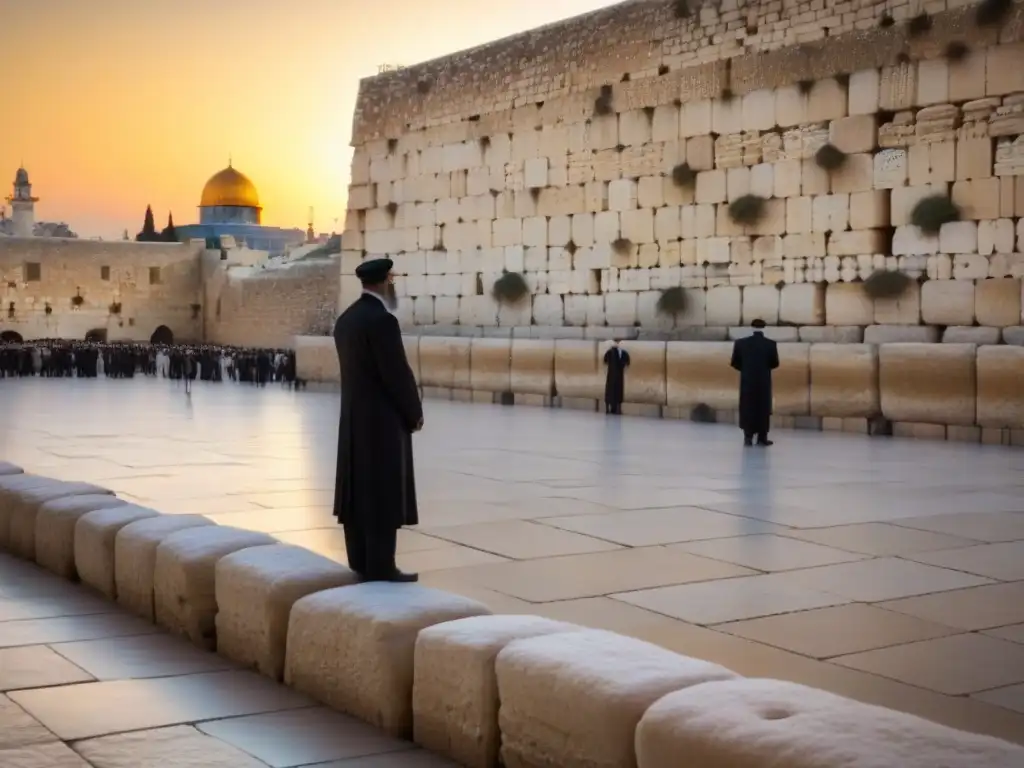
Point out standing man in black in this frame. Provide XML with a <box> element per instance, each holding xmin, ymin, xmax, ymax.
<box><xmin>333</xmin><ymin>258</ymin><xmax>423</xmax><ymax>583</ymax></box>
<box><xmin>603</xmin><ymin>339</ymin><xmax>630</xmax><ymax>415</ymax></box>
<box><xmin>730</xmin><ymin>319</ymin><xmax>779</xmax><ymax>447</ymax></box>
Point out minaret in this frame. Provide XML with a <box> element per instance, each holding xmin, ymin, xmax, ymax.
<box><xmin>6</xmin><ymin>167</ymin><xmax>38</xmax><ymax>238</ymax></box>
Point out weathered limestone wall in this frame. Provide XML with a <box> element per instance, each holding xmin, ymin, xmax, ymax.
<box><xmin>296</xmin><ymin>332</ymin><xmax>1024</xmax><ymax>445</ymax></box>
<box><xmin>204</xmin><ymin>257</ymin><xmax>340</xmax><ymax>349</ymax></box>
<box><xmin>342</xmin><ymin>0</ymin><xmax>1024</xmax><ymax>348</ymax></box>
<box><xmin>0</xmin><ymin>237</ymin><xmax>204</xmax><ymax>342</ymax></box>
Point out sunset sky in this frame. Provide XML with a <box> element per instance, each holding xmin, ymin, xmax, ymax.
<box><xmin>0</xmin><ymin>0</ymin><xmax>615</xmax><ymax>240</ymax></box>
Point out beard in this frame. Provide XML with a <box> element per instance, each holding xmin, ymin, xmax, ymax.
<box><xmin>385</xmin><ymin>282</ymin><xmax>399</xmax><ymax>310</ymax></box>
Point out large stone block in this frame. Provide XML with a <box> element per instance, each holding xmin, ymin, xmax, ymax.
<box><xmin>977</xmin><ymin>346</ymin><xmax>1024</xmax><ymax>429</ymax></box>
<box><xmin>114</xmin><ymin>515</ymin><xmax>215</xmax><ymax>621</ymax></box>
<box><xmin>976</xmin><ymin>278</ymin><xmax>1022</xmax><ymax>328</ymax></box>
<box><xmin>214</xmin><ymin>544</ymin><xmax>357</xmax><ymax>681</ymax></box>
<box><xmin>412</xmin><ymin>615</ymin><xmax>579</xmax><ymax>768</ymax></box>
<box><xmin>779</xmin><ymin>284</ymin><xmax>825</xmax><ymax>326</ymax></box>
<box><xmin>880</xmin><ymin>343</ymin><xmax>977</xmax><ymax>426</ymax></box>
<box><xmin>741</xmin><ymin>285</ymin><xmax>780</xmax><ymax>325</ymax></box>
<box><xmin>418</xmin><ymin>336</ymin><xmax>472</xmax><ymax>389</ymax></box>
<box><xmin>554</xmin><ymin>339</ymin><xmax>601</xmax><ymax>400</ymax></box>
<box><xmin>470</xmin><ymin>337</ymin><xmax>512</xmax><ymax>393</ymax></box>
<box><xmin>75</xmin><ymin>505</ymin><xmax>161</xmax><ymax>599</ymax></box>
<box><xmin>874</xmin><ymin>281</ymin><xmax>921</xmax><ymax>325</ymax></box>
<box><xmin>0</xmin><ymin>476</ymin><xmax>113</xmax><ymax>557</ymax></box>
<box><xmin>810</xmin><ymin>344</ymin><xmax>880</xmax><ymax>418</ymax></box>
<box><xmin>284</xmin><ymin>583</ymin><xmax>491</xmax><ymax>737</ymax></box>
<box><xmin>510</xmin><ymin>339</ymin><xmax>555</xmax><ymax>397</ymax></box>
<box><xmin>635</xmin><ymin>678</ymin><xmax>1024</xmax><ymax>768</ymax></box>
<box><xmin>153</xmin><ymin>526</ymin><xmax>276</xmax><ymax>649</ymax></box>
<box><xmin>774</xmin><ymin>343</ymin><xmax>810</xmax><ymax>416</ymax></box>
<box><xmin>496</xmin><ymin>629</ymin><xmax>737</xmax><ymax>768</ymax></box>
<box><xmin>921</xmin><ymin>280</ymin><xmax>976</xmax><ymax>326</ymax></box>
<box><xmin>402</xmin><ymin>335</ymin><xmax>421</xmax><ymax>384</ymax></box>
<box><xmin>825</xmin><ymin>283</ymin><xmax>873</xmax><ymax>326</ymax></box>
<box><xmin>294</xmin><ymin>336</ymin><xmax>339</xmax><ymax>384</ymax></box>
<box><xmin>706</xmin><ymin>286</ymin><xmax>741</xmax><ymax>326</ymax></box>
<box><xmin>666</xmin><ymin>342</ymin><xmax>736</xmax><ymax>411</ymax></box>
<box><xmin>33</xmin><ymin>495</ymin><xmax>128</xmax><ymax>580</ymax></box>
<box><xmin>618</xmin><ymin>341</ymin><xmax>667</xmax><ymax>406</ymax></box>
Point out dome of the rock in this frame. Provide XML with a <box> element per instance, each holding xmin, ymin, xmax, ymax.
<box><xmin>200</xmin><ymin>165</ymin><xmax>261</xmax><ymax>210</ymax></box>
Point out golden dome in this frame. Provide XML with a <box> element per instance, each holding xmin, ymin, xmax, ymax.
<box><xmin>199</xmin><ymin>164</ymin><xmax>261</xmax><ymax>209</ymax></box>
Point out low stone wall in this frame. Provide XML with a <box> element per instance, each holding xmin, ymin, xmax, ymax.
<box><xmin>295</xmin><ymin>334</ymin><xmax>1024</xmax><ymax>446</ymax></box>
<box><xmin>2</xmin><ymin>464</ymin><xmax>1023</xmax><ymax>767</ymax></box>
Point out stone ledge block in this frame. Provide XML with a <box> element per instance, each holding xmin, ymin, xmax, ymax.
<box><xmin>635</xmin><ymin>678</ymin><xmax>1024</xmax><ymax>768</ymax></box>
<box><xmin>0</xmin><ymin>462</ymin><xmax>21</xmax><ymax>476</ymax></box>
<box><xmin>1004</xmin><ymin>327</ymin><xmax>1024</xmax><ymax>347</ymax></box>
<box><xmin>810</xmin><ymin>344</ymin><xmax>880</xmax><ymax>419</ymax></box>
<box><xmin>114</xmin><ymin>515</ymin><xmax>216</xmax><ymax>621</ymax></box>
<box><xmin>153</xmin><ymin>526</ymin><xmax>277</xmax><ymax>649</ymax></box>
<box><xmin>893</xmin><ymin>422</ymin><xmax>948</xmax><ymax>441</ymax></box>
<box><xmin>798</xmin><ymin>326</ymin><xmax>864</xmax><ymax>343</ymax></box>
<box><xmin>617</xmin><ymin>340</ymin><xmax>667</xmax><ymax>406</ymax></box>
<box><xmin>418</xmin><ymin>337</ymin><xmax>472</xmax><ymax>389</ymax></box>
<box><xmin>75</xmin><ymin>505</ymin><xmax>162</xmax><ymax>600</ymax></box>
<box><xmin>214</xmin><ymin>544</ymin><xmax>358</xmax><ymax>681</ymax></box>
<box><xmin>284</xmin><ymin>583</ymin><xmax>491</xmax><ymax>737</ymax></box>
<box><xmin>412</xmin><ymin>615</ymin><xmax>580</xmax><ymax>768</ymax></box>
<box><xmin>942</xmin><ymin>327</ymin><xmax>1001</xmax><ymax>344</ymax></box>
<box><xmin>880</xmin><ymin>343</ymin><xmax>977</xmax><ymax>426</ymax></box>
<box><xmin>402</xmin><ymin>335</ymin><xmax>421</xmax><ymax>384</ymax></box>
<box><xmin>510</xmin><ymin>339</ymin><xmax>555</xmax><ymax>397</ymax></box>
<box><xmin>0</xmin><ymin>476</ymin><xmax>113</xmax><ymax>558</ymax></box>
<box><xmin>33</xmin><ymin>495</ymin><xmax>128</xmax><ymax>580</ymax></box>
<box><xmin>666</xmin><ymin>342</ymin><xmax>737</xmax><ymax>412</ymax></box>
<box><xmin>921</xmin><ymin>280</ymin><xmax>976</xmax><ymax>326</ymax></box>
<box><xmin>977</xmin><ymin>346</ymin><xmax>1024</xmax><ymax>429</ymax></box>
<box><xmin>728</xmin><ymin>327</ymin><xmax>800</xmax><ymax>342</ymax></box>
<box><xmin>774</xmin><ymin>343</ymin><xmax>811</xmax><ymax>416</ymax></box>
<box><xmin>496</xmin><ymin>629</ymin><xmax>737</xmax><ymax>768</ymax></box>
<box><xmin>863</xmin><ymin>325</ymin><xmax>941</xmax><ymax>344</ymax></box>
<box><xmin>469</xmin><ymin>337</ymin><xmax>512</xmax><ymax>393</ymax></box>
<box><xmin>553</xmin><ymin>339</ymin><xmax>601</xmax><ymax>400</ymax></box>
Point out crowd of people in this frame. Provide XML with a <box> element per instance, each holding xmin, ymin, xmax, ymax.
<box><xmin>0</xmin><ymin>339</ymin><xmax>305</xmax><ymax>388</ymax></box>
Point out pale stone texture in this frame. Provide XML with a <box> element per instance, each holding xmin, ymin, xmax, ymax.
<box><xmin>495</xmin><ymin>629</ymin><xmax>737</xmax><ymax>768</ymax></box>
<box><xmin>825</xmin><ymin>284</ymin><xmax>873</xmax><ymax>326</ymax></box>
<box><xmin>74</xmin><ymin>725</ymin><xmax>269</xmax><ymax>768</ymax></box>
<box><xmin>0</xmin><ymin>742</ymin><xmax>91</xmax><ymax>767</ymax></box>
<box><xmin>976</xmin><ymin>278</ymin><xmax>1022</xmax><ymax>328</ymax></box>
<box><xmin>113</xmin><ymin>515</ymin><xmax>216</xmax><ymax>621</ymax></box>
<box><xmin>976</xmin><ymin>346</ymin><xmax>1024</xmax><ymax>429</ymax></box>
<box><xmin>153</xmin><ymin>526</ymin><xmax>276</xmax><ymax>649</ymax></box>
<box><xmin>75</xmin><ymin>505</ymin><xmax>162</xmax><ymax>600</ymax></box>
<box><xmin>0</xmin><ymin>478</ymin><xmax>113</xmax><ymax>557</ymax></box>
<box><xmin>412</xmin><ymin>615</ymin><xmax>579</xmax><ymax>768</ymax></box>
<box><xmin>741</xmin><ymin>286</ymin><xmax>780</xmax><ymax>325</ymax></box>
<box><xmin>284</xmin><ymin>583</ymin><xmax>490</xmax><ymax>738</ymax></box>
<box><xmin>921</xmin><ymin>280</ymin><xmax>976</xmax><ymax>326</ymax></box>
<box><xmin>214</xmin><ymin>545</ymin><xmax>358</xmax><ymax>681</ymax></box>
<box><xmin>33</xmin><ymin>495</ymin><xmax>128</xmax><ymax>580</ymax></box>
<box><xmin>780</xmin><ymin>284</ymin><xmax>825</xmax><ymax>326</ymax></box>
<box><xmin>809</xmin><ymin>344</ymin><xmax>880</xmax><ymax>418</ymax></box>
<box><xmin>863</xmin><ymin>325</ymin><xmax>941</xmax><ymax>344</ymax></box>
<box><xmin>635</xmin><ymin>679</ymin><xmax>1024</xmax><ymax>768</ymax></box>
<box><xmin>879</xmin><ymin>344</ymin><xmax>977</xmax><ymax>426</ymax></box>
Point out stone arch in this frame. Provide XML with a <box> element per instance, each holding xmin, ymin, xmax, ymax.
<box><xmin>85</xmin><ymin>328</ymin><xmax>108</xmax><ymax>343</ymax></box>
<box><xmin>0</xmin><ymin>330</ymin><xmax>24</xmax><ymax>343</ymax></box>
<box><xmin>150</xmin><ymin>325</ymin><xmax>174</xmax><ymax>345</ymax></box>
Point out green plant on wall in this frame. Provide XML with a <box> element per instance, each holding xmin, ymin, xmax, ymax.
<box><xmin>728</xmin><ymin>195</ymin><xmax>766</xmax><ymax>226</ymax></box>
<box><xmin>862</xmin><ymin>269</ymin><xmax>912</xmax><ymax>300</ymax></box>
<box><xmin>671</xmin><ymin>163</ymin><xmax>696</xmax><ymax>187</ymax></box>
<box><xmin>656</xmin><ymin>287</ymin><xmax>688</xmax><ymax>317</ymax></box>
<box><xmin>814</xmin><ymin>144</ymin><xmax>847</xmax><ymax>171</ymax></box>
<box><xmin>910</xmin><ymin>195</ymin><xmax>960</xmax><ymax>235</ymax></box>
<box><xmin>491</xmin><ymin>271</ymin><xmax>529</xmax><ymax>305</ymax></box>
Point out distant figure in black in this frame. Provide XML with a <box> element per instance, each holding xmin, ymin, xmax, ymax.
<box><xmin>333</xmin><ymin>257</ymin><xmax>423</xmax><ymax>583</ymax></box>
<box><xmin>603</xmin><ymin>339</ymin><xmax>630</xmax><ymax>415</ymax></box>
<box><xmin>730</xmin><ymin>319</ymin><xmax>779</xmax><ymax>447</ymax></box>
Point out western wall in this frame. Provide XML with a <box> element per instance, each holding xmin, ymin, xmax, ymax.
<box><xmin>303</xmin><ymin>0</ymin><xmax>1024</xmax><ymax>444</ymax></box>
<box><xmin>0</xmin><ymin>236</ymin><xmax>340</xmax><ymax>348</ymax></box>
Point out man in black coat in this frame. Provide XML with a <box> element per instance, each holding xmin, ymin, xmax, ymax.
<box><xmin>603</xmin><ymin>339</ymin><xmax>630</xmax><ymax>415</ymax></box>
<box><xmin>333</xmin><ymin>258</ymin><xmax>423</xmax><ymax>583</ymax></box>
<box><xmin>730</xmin><ymin>319</ymin><xmax>780</xmax><ymax>447</ymax></box>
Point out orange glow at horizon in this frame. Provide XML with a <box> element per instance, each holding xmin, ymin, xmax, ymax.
<box><xmin>1</xmin><ymin>0</ymin><xmax>615</xmax><ymax>240</ymax></box>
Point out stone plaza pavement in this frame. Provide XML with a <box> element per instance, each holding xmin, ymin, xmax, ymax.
<box><xmin>1</xmin><ymin>376</ymin><xmax>1023</xmax><ymax>748</ymax></box>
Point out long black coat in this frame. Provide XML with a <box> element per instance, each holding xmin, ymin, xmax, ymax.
<box><xmin>603</xmin><ymin>346</ymin><xmax>630</xmax><ymax>405</ymax></box>
<box><xmin>333</xmin><ymin>294</ymin><xmax>423</xmax><ymax>531</ymax></box>
<box><xmin>730</xmin><ymin>332</ymin><xmax>779</xmax><ymax>433</ymax></box>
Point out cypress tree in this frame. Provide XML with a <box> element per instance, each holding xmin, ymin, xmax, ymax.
<box><xmin>162</xmin><ymin>212</ymin><xmax>178</xmax><ymax>242</ymax></box>
<box><xmin>136</xmin><ymin>205</ymin><xmax>159</xmax><ymax>242</ymax></box>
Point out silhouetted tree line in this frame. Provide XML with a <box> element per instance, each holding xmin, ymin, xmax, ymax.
<box><xmin>135</xmin><ymin>205</ymin><xmax>178</xmax><ymax>243</ymax></box>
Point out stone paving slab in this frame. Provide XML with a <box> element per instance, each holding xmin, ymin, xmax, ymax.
<box><xmin>2</xmin><ymin>377</ymin><xmax>1024</xmax><ymax>745</ymax></box>
<box><xmin>0</xmin><ymin>553</ymin><xmax>456</xmax><ymax>767</ymax></box>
